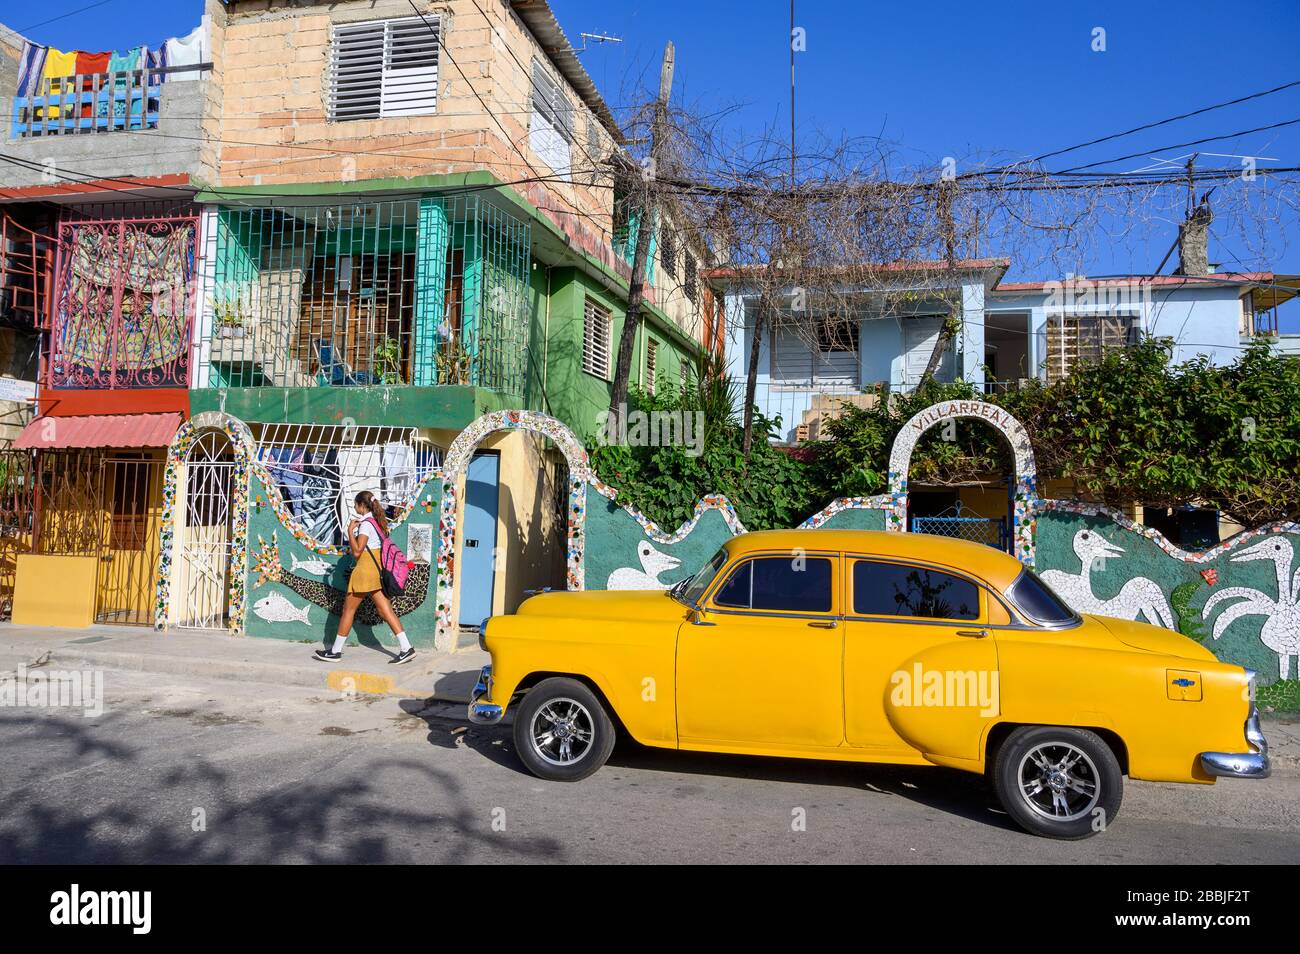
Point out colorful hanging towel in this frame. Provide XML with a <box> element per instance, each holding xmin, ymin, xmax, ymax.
<box><xmin>15</xmin><ymin>41</ymin><xmax>47</xmax><ymax>99</ymax></box>
<box><xmin>40</xmin><ymin>49</ymin><xmax>78</xmax><ymax>119</ymax></box>
<box><xmin>75</xmin><ymin>52</ymin><xmax>111</xmax><ymax>117</ymax></box>
<box><xmin>98</xmin><ymin>47</ymin><xmax>144</xmax><ymax>121</ymax></box>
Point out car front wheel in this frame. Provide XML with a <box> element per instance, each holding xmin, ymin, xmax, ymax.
<box><xmin>512</xmin><ymin>677</ymin><xmax>615</xmax><ymax>782</ymax></box>
<box><xmin>993</xmin><ymin>726</ymin><xmax>1123</xmax><ymax>839</ymax></box>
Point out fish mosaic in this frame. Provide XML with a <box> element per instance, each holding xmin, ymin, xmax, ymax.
<box><xmin>253</xmin><ymin>532</ymin><xmax>432</xmax><ymax>624</ymax></box>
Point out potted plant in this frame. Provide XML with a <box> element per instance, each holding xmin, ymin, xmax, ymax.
<box><xmin>375</xmin><ymin>335</ymin><xmax>403</xmax><ymax>385</ymax></box>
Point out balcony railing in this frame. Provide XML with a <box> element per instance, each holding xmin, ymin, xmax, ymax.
<box><xmin>10</xmin><ymin>63</ymin><xmax>210</xmax><ymax>139</ymax></box>
<box><xmin>49</xmin><ymin>214</ymin><xmax>200</xmax><ymax>390</ymax></box>
<box><xmin>199</xmin><ymin>196</ymin><xmax>532</xmax><ymax>394</ymax></box>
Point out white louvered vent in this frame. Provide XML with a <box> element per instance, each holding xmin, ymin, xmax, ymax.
<box><xmin>329</xmin><ymin>17</ymin><xmax>440</xmax><ymax>122</ymax></box>
<box><xmin>645</xmin><ymin>338</ymin><xmax>658</xmax><ymax>394</ymax></box>
<box><xmin>582</xmin><ymin>297</ymin><xmax>611</xmax><ymax>379</ymax></box>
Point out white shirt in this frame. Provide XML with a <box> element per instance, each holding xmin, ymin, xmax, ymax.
<box><xmin>353</xmin><ymin>516</ymin><xmax>383</xmax><ymax>551</ymax></box>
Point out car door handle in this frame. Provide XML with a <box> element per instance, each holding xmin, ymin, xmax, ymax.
<box><xmin>956</xmin><ymin>629</ymin><xmax>989</xmax><ymax>639</ymax></box>
<box><xmin>808</xmin><ymin>619</ymin><xmax>838</xmax><ymax>629</ymax></box>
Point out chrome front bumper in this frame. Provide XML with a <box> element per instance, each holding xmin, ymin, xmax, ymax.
<box><xmin>1200</xmin><ymin>706</ymin><xmax>1270</xmax><ymax>779</ymax></box>
<box><xmin>467</xmin><ymin>665</ymin><xmax>503</xmax><ymax>725</ymax></box>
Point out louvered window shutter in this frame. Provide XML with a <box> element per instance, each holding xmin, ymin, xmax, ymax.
<box><xmin>329</xmin><ymin>17</ymin><xmax>439</xmax><ymax>122</ymax></box>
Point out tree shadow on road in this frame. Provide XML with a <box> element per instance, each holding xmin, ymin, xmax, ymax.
<box><xmin>0</xmin><ymin>709</ymin><xmax>566</xmax><ymax>864</ymax></box>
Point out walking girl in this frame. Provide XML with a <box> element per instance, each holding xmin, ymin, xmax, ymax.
<box><xmin>312</xmin><ymin>490</ymin><xmax>416</xmax><ymax>665</ymax></box>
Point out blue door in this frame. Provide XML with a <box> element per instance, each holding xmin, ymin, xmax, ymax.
<box><xmin>458</xmin><ymin>451</ymin><xmax>500</xmax><ymax>626</ymax></box>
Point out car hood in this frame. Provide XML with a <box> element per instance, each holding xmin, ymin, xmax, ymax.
<box><xmin>516</xmin><ymin>589</ymin><xmax>690</xmax><ymax>623</ymax></box>
<box><xmin>1088</xmin><ymin>614</ymin><xmax>1216</xmax><ymax>662</ymax></box>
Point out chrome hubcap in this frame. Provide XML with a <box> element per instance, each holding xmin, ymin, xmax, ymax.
<box><xmin>530</xmin><ymin>697</ymin><xmax>595</xmax><ymax>767</ymax></box>
<box><xmin>1016</xmin><ymin>742</ymin><xmax>1101</xmax><ymax>822</ymax></box>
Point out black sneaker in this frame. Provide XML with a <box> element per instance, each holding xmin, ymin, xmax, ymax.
<box><xmin>313</xmin><ymin>649</ymin><xmax>343</xmax><ymax>662</ymax></box>
<box><xmin>390</xmin><ymin>647</ymin><xmax>416</xmax><ymax>665</ymax></box>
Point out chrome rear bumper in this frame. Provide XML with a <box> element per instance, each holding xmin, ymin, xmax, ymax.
<box><xmin>1200</xmin><ymin>705</ymin><xmax>1270</xmax><ymax>779</ymax></box>
<box><xmin>468</xmin><ymin>665</ymin><xmax>503</xmax><ymax>725</ymax></box>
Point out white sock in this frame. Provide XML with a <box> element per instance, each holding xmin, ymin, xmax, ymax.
<box><xmin>331</xmin><ymin>634</ymin><xmax>347</xmax><ymax>654</ymax></box>
<box><xmin>395</xmin><ymin>631</ymin><xmax>412</xmax><ymax>652</ymax></box>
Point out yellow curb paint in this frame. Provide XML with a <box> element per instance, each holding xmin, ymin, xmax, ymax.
<box><xmin>327</xmin><ymin>670</ymin><xmax>395</xmax><ymax>696</ymax></box>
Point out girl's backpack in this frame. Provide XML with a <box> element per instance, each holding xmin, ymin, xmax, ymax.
<box><xmin>365</xmin><ymin>516</ymin><xmax>411</xmax><ymax>597</ymax></box>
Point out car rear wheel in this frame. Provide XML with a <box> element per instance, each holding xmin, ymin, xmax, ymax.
<box><xmin>512</xmin><ymin>677</ymin><xmax>615</xmax><ymax>782</ymax></box>
<box><xmin>993</xmin><ymin>726</ymin><xmax>1122</xmax><ymax>839</ymax></box>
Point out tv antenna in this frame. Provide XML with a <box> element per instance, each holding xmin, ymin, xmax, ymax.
<box><xmin>574</xmin><ymin>31</ymin><xmax>623</xmax><ymax>53</ymax></box>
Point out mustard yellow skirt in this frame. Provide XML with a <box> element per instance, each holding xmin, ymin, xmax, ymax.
<box><xmin>348</xmin><ymin>552</ymin><xmax>382</xmax><ymax>594</ymax></box>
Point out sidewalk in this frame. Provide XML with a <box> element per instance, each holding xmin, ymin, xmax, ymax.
<box><xmin>0</xmin><ymin>623</ymin><xmax>489</xmax><ymax>703</ymax></box>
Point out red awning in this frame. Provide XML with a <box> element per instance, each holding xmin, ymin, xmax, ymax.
<box><xmin>13</xmin><ymin>412</ymin><xmax>182</xmax><ymax>450</ymax></box>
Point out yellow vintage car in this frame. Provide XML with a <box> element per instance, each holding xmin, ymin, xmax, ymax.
<box><xmin>469</xmin><ymin>529</ymin><xmax>1269</xmax><ymax>839</ymax></box>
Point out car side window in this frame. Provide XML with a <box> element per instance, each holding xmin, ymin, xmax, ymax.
<box><xmin>712</xmin><ymin>556</ymin><xmax>833</xmax><ymax>613</ymax></box>
<box><xmin>852</xmin><ymin>560</ymin><xmax>980</xmax><ymax>621</ymax></box>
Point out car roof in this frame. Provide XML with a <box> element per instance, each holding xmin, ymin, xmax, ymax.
<box><xmin>724</xmin><ymin>529</ymin><xmax>1025</xmax><ymax>591</ymax></box>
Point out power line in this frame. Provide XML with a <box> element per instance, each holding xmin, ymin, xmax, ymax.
<box><xmin>1024</xmin><ymin>78</ymin><xmax>1300</xmax><ymax>165</ymax></box>
<box><xmin>17</xmin><ymin>0</ymin><xmax>118</xmax><ymax>33</ymax></box>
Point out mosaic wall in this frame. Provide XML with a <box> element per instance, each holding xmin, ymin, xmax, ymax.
<box><xmin>159</xmin><ymin>405</ymin><xmax>1298</xmax><ymax>690</ymax></box>
<box><xmin>244</xmin><ymin>469</ymin><xmax>442</xmax><ymax>648</ymax></box>
<box><xmin>1035</xmin><ymin>505</ymin><xmax>1300</xmax><ymax>684</ymax></box>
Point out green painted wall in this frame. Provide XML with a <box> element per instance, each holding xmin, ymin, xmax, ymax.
<box><xmin>190</xmin><ymin>384</ymin><xmax>517</xmax><ymax>430</ymax></box>
<box><xmin>538</xmin><ymin>266</ymin><xmax>696</xmax><ymax>443</ymax></box>
<box><xmin>1036</xmin><ymin>510</ymin><xmax>1299</xmax><ymax>685</ymax></box>
<box><xmin>244</xmin><ymin>472</ymin><xmax>442</xmax><ymax>648</ymax></box>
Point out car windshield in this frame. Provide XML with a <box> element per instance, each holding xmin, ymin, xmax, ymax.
<box><xmin>1006</xmin><ymin>568</ymin><xmax>1079</xmax><ymax>625</ymax></box>
<box><xmin>672</xmin><ymin>548</ymin><xmax>729</xmax><ymax>607</ymax></box>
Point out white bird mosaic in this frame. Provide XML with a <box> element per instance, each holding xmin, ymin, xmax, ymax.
<box><xmin>607</xmin><ymin>541</ymin><xmax>682</xmax><ymax>590</ymax></box>
<box><xmin>1041</xmin><ymin>529</ymin><xmax>1175</xmax><ymax>630</ymax></box>
<box><xmin>1202</xmin><ymin>538</ymin><xmax>1300</xmax><ymax>680</ymax></box>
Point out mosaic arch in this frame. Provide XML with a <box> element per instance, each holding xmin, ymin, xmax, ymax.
<box><xmin>887</xmin><ymin>400</ymin><xmax>1040</xmax><ymax>565</ymax></box>
<box><xmin>435</xmin><ymin>409</ymin><xmax>592</xmax><ymax>650</ymax></box>
<box><xmin>155</xmin><ymin>410</ymin><xmax>257</xmax><ymax>632</ymax></box>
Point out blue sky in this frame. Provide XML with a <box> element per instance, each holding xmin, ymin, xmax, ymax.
<box><xmin>8</xmin><ymin>0</ymin><xmax>1299</xmax><ymax>328</ymax></box>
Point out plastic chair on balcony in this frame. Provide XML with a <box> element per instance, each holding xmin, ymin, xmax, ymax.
<box><xmin>315</xmin><ymin>340</ymin><xmax>374</xmax><ymax>387</ymax></box>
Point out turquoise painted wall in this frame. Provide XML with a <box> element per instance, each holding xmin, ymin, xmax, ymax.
<box><xmin>1036</xmin><ymin>510</ymin><xmax>1299</xmax><ymax>685</ymax></box>
<box><xmin>243</xmin><ymin>472</ymin><xmax>443</xmax><ymax>649</ymax></box>
<box><xmin>583</xmin><ymin>494</ymin><xmax>889</xmax><ymax>591</ymax></box>
<box><xmin>584</xmin><ymin>494</ymin><xmax>736</xmax><ymax>592</ymax></box>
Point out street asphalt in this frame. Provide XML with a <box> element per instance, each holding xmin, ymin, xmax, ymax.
<box><xmin>1</xmin><ymin>666</ymin><xmax>1297</xmax><ymax>864</ymax></box>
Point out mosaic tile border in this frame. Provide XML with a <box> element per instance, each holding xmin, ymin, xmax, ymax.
<box><xmin>798</xmin><ymin>495</ymin><xmax>893</xmax><ymax>529</ymax></box>
<box><xmin>1038</xmin><ymin>498</ymin><xmax>1300</xmax><ymax>565</ymax></box>
<box><xmin>588</xmin><ymin>478</ymin><xmax>748</xmax><ymax>542</ymax></box>
<box><xmin>155</xmin><ymin>411</ymin><xmax>255</xmax><ymax>633</ymax></box>
<box><xmin>435</xmin><ymin>410</ymin><xmax>592</xmax><ymax>650</ymax></box>
<box><xmin>888</xmin><ymin>400</ymin><xmax>1040</xmax><ymax>565</ymax></box>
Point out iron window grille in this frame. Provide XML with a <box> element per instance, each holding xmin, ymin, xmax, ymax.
<box><xmin>202</xmin><ymin>195</ymin><xmax>531</xmax><ymax>394</ymax></box>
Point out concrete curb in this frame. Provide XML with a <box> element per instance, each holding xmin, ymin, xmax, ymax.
<box><xmin>0</xmin><ymin>637</ymin><xmax>485</xmax><ymax>704</ymax></box>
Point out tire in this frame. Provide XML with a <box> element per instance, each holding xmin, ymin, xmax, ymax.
<box><xmin>992</xmin><ymin>726</ymin><xmax>1123</xmax><ymax>839</ymax></box>
<box><xmin>511</xmin><ymin>677</ymin><xmax>616</xmax><ymax>782</ymax></box>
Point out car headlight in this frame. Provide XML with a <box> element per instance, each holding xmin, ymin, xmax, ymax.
<box><xmin>479</xmin><ymin>616</ymin><xmax>491</xmax><ymax>653</ymax></box>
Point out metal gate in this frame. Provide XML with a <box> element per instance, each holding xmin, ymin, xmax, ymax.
<box><xmin>95</xmin><ymin>457</ymin><xmax>165</xmax><ymax>625</ymax></box>
<box><xmin>0</xmin><ymin>450</ymin><xmax>35</xmax><ymax>619</ymax></box>
<box><xmin>911</xmin><ymin>502</ymin><xmax>1010</xmax><ymax>553</ymax></box>
<box><xmin>176</xmin><ymin>431</ymin><xmax>235</xmax><ymax>629</ymax></box>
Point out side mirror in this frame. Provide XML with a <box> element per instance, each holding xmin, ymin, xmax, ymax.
<box><xmin>690</xmin><ymin>606</ymin><xmax>715</xmax><ymax>627</ymax></box>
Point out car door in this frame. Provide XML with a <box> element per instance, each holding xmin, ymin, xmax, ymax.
<box><xmin>843</xmin><ymin>556</ymin><xmax>1001</xmax><ymax>760</ymax></box>
<box><xmin>676</xmin><ymin>552</ymin><xmax>844</xmax><ymax>750</ymax></box>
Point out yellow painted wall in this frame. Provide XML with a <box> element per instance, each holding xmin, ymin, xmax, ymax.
<box><xmin>12</xmin><ymin>554</ymin><xmax>98</xmax><ymax>628</ymax></box>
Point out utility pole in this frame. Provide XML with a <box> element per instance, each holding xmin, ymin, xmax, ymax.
<box><xmin>608</xmin><ymin>41</ymin><xmax>674</xmax><ymax>430</ymax></box>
